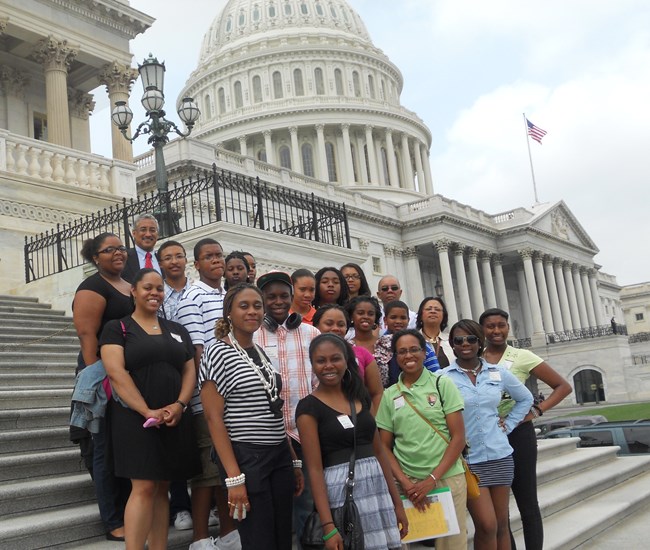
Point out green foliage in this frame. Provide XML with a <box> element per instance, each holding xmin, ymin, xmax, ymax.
<box><xmin>569</xmin><ymin>403</ymin><xmax>650</xmax><ymax>421</ymax></box>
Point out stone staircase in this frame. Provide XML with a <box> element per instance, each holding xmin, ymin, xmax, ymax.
<box><xmin>0</xmin><ymin>294</ymin><xmax>649</xmax><ymax>549</ymax></box>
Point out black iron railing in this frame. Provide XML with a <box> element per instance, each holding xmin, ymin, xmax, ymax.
<box><xmin>24</xmin><ymin>164</ymin><xmax>351</xmax><ymax>282</ymax></box>
<box><xmin>508</xmin><ymin>338</ymin><xmax>532</xmax><ymax>349</ymax></box>
<box><xmin>546</xmin><ymin>324</ymin><xmax>627</xmax><ymax>344</ymax></box>
<box><xmin>629</xmin><ymin>332</ymin><xmax>650</xmax><ymax>344</ymax></box>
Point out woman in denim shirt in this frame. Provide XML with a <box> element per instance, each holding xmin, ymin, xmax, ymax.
<box><xmin>441</xmin><ymin>320</ymin><xmax>533</xmax><ymax>550</ymax></box>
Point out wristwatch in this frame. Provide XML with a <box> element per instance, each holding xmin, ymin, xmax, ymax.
<box><xmin>175</xmin><ymin>399</ymin><xmax>188</xmax><ymax>412</ymax></box>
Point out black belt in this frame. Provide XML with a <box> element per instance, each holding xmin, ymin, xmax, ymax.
<box><xmin>323</xmin><ymin>443</ymin><xmax>374</xmax><ymax>468</ymax></box>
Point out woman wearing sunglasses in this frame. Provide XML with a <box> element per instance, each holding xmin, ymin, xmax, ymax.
<box><xmin>440</xmin><ymin>320</ymin><xmax>533</xmax><ymax>550</ymax></box>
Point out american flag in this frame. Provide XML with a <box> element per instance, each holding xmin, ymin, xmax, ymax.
<box><xmin>526</xmin><ymin>119</ymin><xmax>547</xmax><ymax>144</ymax></box>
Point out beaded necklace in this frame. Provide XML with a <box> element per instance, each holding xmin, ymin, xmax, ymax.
<box><xmin>228</xmin><ymin>331</ymin><xmax>280</xmax><ymax>404</ymax></box>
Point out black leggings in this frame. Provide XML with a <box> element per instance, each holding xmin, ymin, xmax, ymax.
<box><xmin>508</xmin><ymin>420</ymin><xmax>543</xmax><ymax>550</ymax></box>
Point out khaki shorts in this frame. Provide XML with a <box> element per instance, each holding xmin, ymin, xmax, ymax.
<box><xmin>190</xmin><ymin>412</ymin><xmax>222</xmax><ymax>488</ymax></box>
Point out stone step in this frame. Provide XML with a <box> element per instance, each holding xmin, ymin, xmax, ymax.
<box><xmin>0</xmin><ymin>448</ymin><xmax>86</xmax><ymax>482</ymax></box>
<box><xmin>0</xmin><ymin>426</ymin><xmax>74</xmax><ymax>454</ymax></box>
<box><xmin>527</xmin><ymin>471</ymin><xmax>650</xmax><ymax>549</ymax></box>
<box><xmin>0</xmin><ymin>305</ymin><xmax>65</xmax><ymax>317</ymax></box>
<box><xmin>0</xmin><ymin>342</ymin><xmax>80</xmax><ymax>353</ymax></box>
<box><xmin>0</xmin><ymin>372</ymin><xmax>74</xmax><ymax>388</ymax></box>
<box><xmin>0</xmin><ymin>407</ymin><xmax>70</xmax><ymax>430</ymax></box>
<box><xmin>0</xmin><ymin>299</ymin><xmax>53</xmax><ymax>310</ymax></box>
<box><xmin>0</xmin><ymin>361</ymin><xmax>76</xmax><ymax>374</ymax></box>
<box><xmin>0</xmin><ymin>295</ymin><xmax>40</xmax><ymax>303</ymax></box>
<box><xmin>0</xmin><ymin>333</ymin><xmax>79</xmax><ymax>344</ymax></box>
<box><xmin>0</xmin><ymin>474</ymin><xmax>95</xmax><ymax>517</ymax></box>
<box><xmin>574</xmin><ymin>500</ymin><xmax>650</xmax><ymax>548</ymax></box>
<box><xmin>536</xmin><ymin>439</ymin><xmax>620</xmax><ymax>484</ymax></box>
<box><xmin>535</xmin><ymin>434</ymin><xmax>585</xmax><ymax>460</ymax></box>
<box><xmin>0</xmin><ymin>351</ymin><xmax>78</xmax><ymax>364</ymax></box>
<box><xmin>0</xmin><ymin>318</ymin><xmax>73</xmax><ymax>330</ymax></box>
<box><xmin>0</xmin><ymin>325</ymin><xmax>77</xmax><ymax>337</ymax></box>
<box><xmin>0</xmin><ymin>388</ymin><xmax>73</xmax><ymax>409</ymax></box>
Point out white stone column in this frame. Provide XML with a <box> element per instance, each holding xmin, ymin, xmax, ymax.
<box><xmin>563</xmin><ymin>262</ymin><xmax>582</xmax><ymax>329</ymax></box>
<box><xmin>516</xmin><ymin>267</ymin><xmax>534</xmax><ymax>337</ymax></box>
<box><xmin>99</xmin><ymin>62</ymin><xmax>138</xmax><ymax>162</ymax></box>
<box><xmin>33</xmin><ymin>36</ymin><xmax>77</xmax><ymax>148</ymax></box>
<box><xmin>572</xmin><ymin>265</ymin><xmax>590</xmax><ymax>328</ymax></box>
<box><xmin>383</xmin><ymin>244</ymin><xmax>398</xmax><ymax>277</ymax></box>
<box><xmin>480</xmin><ymin>252</ymin><xmax>497</xmax><ymax>309</ymax></box>
<box><xmin>554</xmin><ymin>259</ymin><xmax>573</xmax><ymax>331</ymax></box>
<box><xmin>402</xmin><ymin>247</ymin><xmax>424</xmax><ymax>307</ymax></box>
<box><xmin>492</xmin><ymin>255</ymin><xmax>509</xmax><ymax>312</ymax></box>
<box><xmin>452</xmin><ymin>245</ymin><xmax>472</xmax><ymax>319</ymax></box>
<box><xmin>588</xmin><ymin>269</ymin><xmax>605</xmax><ymax>326</ymax></box>
<box><xmin>467</xmin><ymin>247</ymin><xmax>485</xmax><ymax>318</ymax></box>
<box><xmin>263</xmin><ymin>130</ymin><xmax>275</xmax><ymax>165</ymax></box>
<box><xmin>315</xmin><ymin>124</ymin><xmax>329</xmax><ymax>181</ymax></box>
<box><xmin>365</xmin><ymin>125</ymin><xmax>379</xmax><ymax>184</ymax></box>
<box><xmin>581</xmin><ymin>268</ymin><xmax>597</xmax><ymax>327</ymax></box>
<box><xmin>400</xmin><ymin>133</ymin><xmax>414</xmax><ymax>190</ymax></box>
<box><xmin>341</xmin><ymin>123</ymin><xmax>355</xmax><ymax>184</ymax></box>
<box><xmin>356</xmin><ymin>132</ymin><xmax>369</xmax><ymax>184</ymax></box>
<box><xmin>289</xmin><ymin>126</ymin><xmax>301</xmax><ymax>172</ymax></box>
<box><xmin>544</xmin><ymin>256</ymin><xmax>564</xmax><ymax>332</ymax></box>
<box><xmin>434</xmin><ymin>240</ymin><xmax>458</xmax><ymax>324</ymax></box>
<box><xmin>533</xmin><ymin>252</ymin><xmax>555</xmax><ymax>333</ymax></box>
<box><xmin>519</xmin><ymin>249</ymin><xmax>544</xmax><ymax>336</ymax></box>
<box><xmin>238</xmin><ymin>135</ymin><xmax>248</xmax><ymax>156</ymax></box>
<box><xmin>421</xmin><ymin>143</ymin><xmax>434</xmax><ymax>195</ymax></box>
<box><xmin>385</xmin><ymin>129</ymin><xmax>399</xmax><ymax>186</ymax></box>
<box><xmin>413</xmin><ymin>140</ymin><xmax>426</xmax><ymax>194</ymax></box>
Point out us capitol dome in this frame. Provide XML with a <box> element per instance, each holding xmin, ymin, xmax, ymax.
<box><xmin>179</xmin><ymin>0</ymin><xmax>434</xmax><ymax>201</ymax></box>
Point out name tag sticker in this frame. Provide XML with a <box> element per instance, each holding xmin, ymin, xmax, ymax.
<box><xmin>502</xmin><ymin>360</ymin><xmax>514</xmax><ymax>371</ymax></box>
<box><xmin>393</xmin><ymin>396</ymin><xmax>405</xmax><ymax>409</ymax></box>
<box><xmin>337</xmin><ymin>414</ymin><xmax>354</xmax><ymax>429</ymax></box>
<box><xmin>489</xmin><ymin>370</ymin><xmax>502</xmax><ymax>382</ymax></box>
<box><xmin>170</xmin><ymin>333</ymin><xmax>183</xmax><ymax>343</ymax></box>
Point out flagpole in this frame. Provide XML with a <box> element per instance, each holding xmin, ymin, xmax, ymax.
<box><xmin>523</xmin><ymin>112</ymin><xmax>540</xmax><ymax>204</ymax></box>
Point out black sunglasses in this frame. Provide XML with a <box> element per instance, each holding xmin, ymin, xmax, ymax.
<box><xmin>452</xmin><ymin>335</ymin><xmax>479</xmax><ymax>346</ymax></box>
<box><xmin>380</xmin><ymin>285</ymin><xmax>400</xmax><ymax>292</ymax></box>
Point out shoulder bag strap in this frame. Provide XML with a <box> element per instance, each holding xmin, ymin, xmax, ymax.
<box><xmin>398</xmin><ymin>381</ymin><xmax>450</xmax><ymax>445</ymax></box>
<box><xmin>345</xmin><ymin>398</ymin><xmax>357</xmax><ymax>500</ymax></box>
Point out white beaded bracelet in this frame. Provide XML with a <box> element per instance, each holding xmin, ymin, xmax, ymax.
<box><xmin>293</xmin><ymin>459</ymin><xmax>303</xmax><ymax>469</ymax></box>
<box><xmin>225</xmin><ymin>473</ymin><xmax>246</xmax><ymax>487</ymax></box>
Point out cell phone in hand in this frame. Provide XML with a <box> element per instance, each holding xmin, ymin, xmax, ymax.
<box><xmin>143</xmin><ymin>417</ymin><xmax>161</xmax><ymax>428</ymax></box>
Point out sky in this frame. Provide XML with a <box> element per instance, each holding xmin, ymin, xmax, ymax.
<box><xmin>90</xmin><ymin>0</ymin><xmax>650</xmax><ymax>285</ymax></box>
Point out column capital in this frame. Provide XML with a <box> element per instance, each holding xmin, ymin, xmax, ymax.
<box><xmin>518</xmin><ymin>248</ymin><xmax>534</xmax><ymax>260</ymax></box>
<box><xmin>434</xmin><ymin>239</ymin><xmax>452</xmax><ymax>253</ymax></box>
<box><xmin>385</xmin><ymin>127</ymin><xmax>393</xmax><ymax>136</ymax></box>
<box><xmin>0</xmin><ymin>65</ymin><xmax>29</xmax><ymax>97</ymax></box>
<box><xmin>532</xmin><ymin>250</ymin><xmax>545</xmax><ymax>263</ymax></box>
<box><xmin>467</xmin><ymin>246</ymin><xmax>480</xmax><ymax>259</ymax></box>
<box><xmin>579</xmin><ymin>266</ymin><xmax>590</xmax><ymax>276</ymax></box>
<box><xmin>562</xmin><ymin>260</ymin><xmax>573</xmax><ymax>271</ymax></box>
<box><xmin>68</xmin><ymin>88</ymin><xmax>95</xmax><ymax>120</ymax></box>
<box><xmin>288</xmin><ymin>126</ymin><xmax>298</xmax><ymax>135</ymax></box>
<box><xmin>238</xmin><ymin>135</ymin><xmax>248</xmax><ymax>143</ymax></box>
<box><xmin>341</xmin><ymin>123</ymin><xmax>350</xmax><ymax>131</ymax></box>
<box><xmin>402</xmin><ymin>246</ymin><xmax>418</xmax><ymax>259</ymax></box>
<box><xmin>263</xmin><ymin>129</ymin><xmax>272</xmax><ymax>138</ymax></box>
<box><xmin>365</xmin><ymin>124</ymin><xmax>374</xmax><ymax>132</ymax></box>
<box><xmin>0</xmin><ymin>17</ymin><xmax>8</xmax><ymax>35</ymax></box>
<box><xmin>543</xmin><ymin>254</ymin><xmax>555</xmax><ymax>266</ymax></box>
<box><xmin>98</xmin><ymin>61</ymin><xmax>139</xmax><ymax>94</ymax></box>
<box><xmin>479</xmin><ymin>251</ymin><xmax>493</xmax><ymax>263</ymax></box>
<box><xmin>358</xmin><ymin>238</ymin><xmax>370</xmax><ymax>252</ymax></box>
<box><xmin>452</xmin><ymin>243</ymin><xmax>466</xmax><ymax>256</ymax></box>
<box><xmin>32</xmin><ymin>36</ymin><xmax>78</xmax><ymax>71</ymax></box>
<box><xmin>571</xmin><ymin>263</ymin><xmax>581</xmax><ymax>274</ymax></box>
<box><xmin>315</xmin><ymin>123</ymin><xmax>325</xmax><ymax>133</ymax></box>
<box><xmin>588</xmin><ymin>267</ymin><xmax>598</xmax><ymax>277</ymax></box>
<box><xmin>492</xmin><ymin>254</ymin><xmax>504</xmax><ymax>266</ymax></box>
<box><xmin>383</xmin><ymin>244</ymin><xmax>394</xmax><ymax>257</ymax></box>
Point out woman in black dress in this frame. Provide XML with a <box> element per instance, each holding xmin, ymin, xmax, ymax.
<box><xmin>101</xmin><ymin>268</ymin><xmax>199</xmax><ymax>550</ymax></box>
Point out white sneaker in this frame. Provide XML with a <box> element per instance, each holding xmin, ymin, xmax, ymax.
<box><xmin>214</xmin><ymin>530</ymin><xmax>241</xmax><ymax>550</ymax></box>
<box><xmin>189</xmin><ymin>537</ymin><xmax>220</xmax><ymax>550</ymax></box>
<box><xmin>208</xmin><ymin>507</ymin><xmax>220</xmax><ymax>527</ymax></box>
<box><xmin>174</xmin><ymin>510</ymin><xmax>193</xmax><ymax>531</ymax></box>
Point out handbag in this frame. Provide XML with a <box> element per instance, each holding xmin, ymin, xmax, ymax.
<box><xmin>300</xmin><ymin>398</ymin><xmax>365</xmax><ymax>550</ymax></box>
<box><xmin>399</xmin><ymin>376</ymin><xmax>481</xmax><ymax>499</ymax></box>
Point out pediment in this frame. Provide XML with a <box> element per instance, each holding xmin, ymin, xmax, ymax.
<box><xmin>529</xmin><ymin>201</ymin><xmax>598</xmax><ymax>252</ymax></box>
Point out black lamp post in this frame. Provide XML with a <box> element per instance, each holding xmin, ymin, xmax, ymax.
<box><xmin>111</xmin><ymin>54</ymin><xmax>200</xmax><ymax>235</ymax></box>
<box><xmin>435</xmin><ymin>278</ymin><xmax>444</xmax><ymax>298</ymax></box>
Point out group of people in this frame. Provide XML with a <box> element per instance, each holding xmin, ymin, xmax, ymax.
<box><xmin>71</xmin><ymin>213</ymin><xmax>572</xmax><ymax>550</ymax></box>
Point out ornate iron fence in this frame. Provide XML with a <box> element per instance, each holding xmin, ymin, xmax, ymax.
<box><xmin>629</xmin><ymin>332</ymin><xmax>650</xmax><ymax>344</ymax></box>
<box><xmin>546</xmin><ymin>324</ymin><xmax>628</xmax><ymax>344</ymax></box>
<box><xmin>24</xmin><ymin>164</ymin><xmax>351</xmax><ymax>282</ymax></box>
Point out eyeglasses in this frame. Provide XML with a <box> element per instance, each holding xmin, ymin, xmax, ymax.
<box><xmin>396</xmin><ymin>347</ymin><xmax>423</xmax><ymax>356</ymax></box>
<box><xmin>160</xmin><ymin>254</ymin><xmax>186</xmax><ymax>262</ymax></box>
<box><xmin>344</xmin><ymin>274</ymin><xmax>361</xmax><ymax>280</ymax></box>
<box><xmin>97</xmin><ymin>246</ymin><xmax>127</xmax><ymax>255</ymax></box>
<box><xmin>452</xmin><ymin>335</ymin><xmax>479</xmax><ymax>346</ymax></box>
<box><xmin>199</xmin><ymin>253</ymin><xmax>224</xmax><ymax>262</ymax></box>
<box><xmin>380</xmin><ymin>285</ymin><xmax>400</xmax><ymax>292</ymax></box>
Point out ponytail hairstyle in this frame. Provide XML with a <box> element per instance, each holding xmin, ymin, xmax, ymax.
<box><xmin>309</xmin><ymin>333</ymin><xmax>371</xmax><ymax>408</ymax></box>
<box><xmin>215</xmin><ymin>282</ymin><xmax>264</xmax><ymax>339</ymax></box>
<box><xmin>80</xmin><ymin>232</ymin><xmax>119</xmax><ymax>263</ymax></box>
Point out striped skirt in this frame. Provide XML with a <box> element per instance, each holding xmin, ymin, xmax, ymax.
<box><xmin>324</xmin><ymin>456</ymin><xmax>402</xmax><ymax>550</ymax></box>
<box><xmin>468</xmin><ymin>454</ymin><xmax>514</xmax><ymax>487</ymax></box>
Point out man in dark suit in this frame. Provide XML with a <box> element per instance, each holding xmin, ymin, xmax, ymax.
<box><xmin>121</xmin><ymin>213</ymin><xmax>161</xmax><ymax>283</ymax></box>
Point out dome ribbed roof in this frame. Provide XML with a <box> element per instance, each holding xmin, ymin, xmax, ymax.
<box><xmin>198</xmin><ymin>0</ymin><xmax>373</xmax><ymax>63</ymax></box>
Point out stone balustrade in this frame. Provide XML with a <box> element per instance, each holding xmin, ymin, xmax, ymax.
<box><xmin>0</xmin><ymin>130</ymin><xmax>136</xmax><ymax>198</ymax></box>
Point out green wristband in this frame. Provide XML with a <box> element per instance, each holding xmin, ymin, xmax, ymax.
<box><xmin>322</xmin><ymin>527</ymin><xmax>339</xmax><ymax>541</ymax></box>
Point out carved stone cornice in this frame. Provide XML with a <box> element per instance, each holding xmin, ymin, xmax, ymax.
<box><xmin>1</xmin><ymin>199</ymin><xmax>78</xmax><ymax>225</ymax></box>
<box><xmin>98</xmin><ymin>62</ymin><xmax>139</xmax><ymax>94</ymax></box>
<box><xmin>32</xmin><ymin>36</ymin><xmax>78</xmax><ymax>71</ymax></box>
<box><xmin>68</xmin><ymin>88</ymin><xmax>95</xmax><ymax>119</ymax></box>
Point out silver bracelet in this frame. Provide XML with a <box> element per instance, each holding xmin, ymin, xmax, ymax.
<box><xmin>293</xmin><ymin>459</ymin><xmax>303</xmax><ymax>469</ymax></box>
<box><xmin>429</xmin><ymin>473</ymin><xmax>437</xmax><ymax>485</ymax></box>
<box><xmin>225</xmin><ymin>473</ymin><xmax>246</xmax><ymax>487</ymax></box>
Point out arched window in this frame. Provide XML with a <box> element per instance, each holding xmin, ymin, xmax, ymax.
<box><xmin>238</xmin><ymin>10</ymin><xmax>246</xmax><ymax>26</ymax></box>
<box><xmin>330</xmin><ymin>4</ymin><xmax>337</xmax><ymax>18</ymax></box>
<box><xmin>300</xmin><ymin>1</ymin><xmax>309</xmax><ymax>15</ymax></box>
<box><xmin>293</xmin><ymin>68</ymin><xmax>304</xmax><ymax>96</ymax></box>
<box><xmin>315</xmin><ymin>2</ymin><xmax>324</xmax><ymax>16</ymax></box>
<box><xmin>352</xmin><ymin>71</ymin><xmax>361</xmax><ymax>97</ymax></box>
<box><xmin>225</xmin><ymin>16</ymin><xmax>233</xmax><ymax>32</ymax></box>
<box><xmin>350</xmin><ymin>143</ymin><xmax>358</xmax><ymax>182</ymax></box>
<box><xmin>268</xmin><ymin>3</ymin><xmax>277</xmax><ymax>17</ymax></box>
<box><xmin>258</xmin><ymin>149</ymin><xmax>267</xmax><ymax>162</ymax></box>
<box><xmin>325</xmin><ymin>142</ymin><xmax>338</xmax><ymax>182</ymax></box>
<box><xmin>334</xmin><ymin>68</ymin><xmax>344</xmax><ymax>95</ymax></box>
<box><xmin>204</xmin><ymin>94</ymin><xmax>212</xmax><ymax>119</ymax></box>
<box><xmin>314</xmin><ymin>68</ymin><xmax>325</xmax><ymax>95</ymax></box>
<box><xmin>234</xmin><ymin>81</ymin><xmax>243</xmax><ymax>108</ymax></box>
<box><xmin>368</xmin><ymin>75</ymin><xmax>375</xmax><ymax>99</ymax></box>
<box><xmin>301</xmin><ymin>143</ymin><xmax>314</xmax><ymax>177</ymax></box>
<box><xmin>381</xmin><ymin>147</ymin><xmax>390</xmax><ymax>185</ymax></box>
<box><xmin>284</xmin><ymin>2</ymin><xmax>292</xmax><ymax>16</ymax></box>
<box><xmin>279</xmin><ymin>145</ymin><xmax>292</xmax><ymax>169</ymax></box>
<box><xmin>253</xmin><ymin>5</ymin><xmax>261</xmax><ymax>21</ymax></box>
<box><xmin>218</xmin><ymin>87</ymin><xmax>226</xmax><ymax>113</ymax></box>
<box><xmin>252</xmin><ymin>75</ymin><xmax>262</xmax><ymax>103</ymax></box>
<box><xmin>273</xmin><ymin>71</ymin><xmax>283</xmax><ymax>99</ymax></box>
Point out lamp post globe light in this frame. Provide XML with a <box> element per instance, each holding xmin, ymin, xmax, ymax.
<box><xmin>111</xmin><ymin>54</ymin><xmax>200</xmax><ymax>234</ymax></box>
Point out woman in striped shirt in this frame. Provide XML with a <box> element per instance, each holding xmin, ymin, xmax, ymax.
<box><xmin>199</xmin><ymin>283</ymin><xmax>304</xmax><ymax>550</ymax></box>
